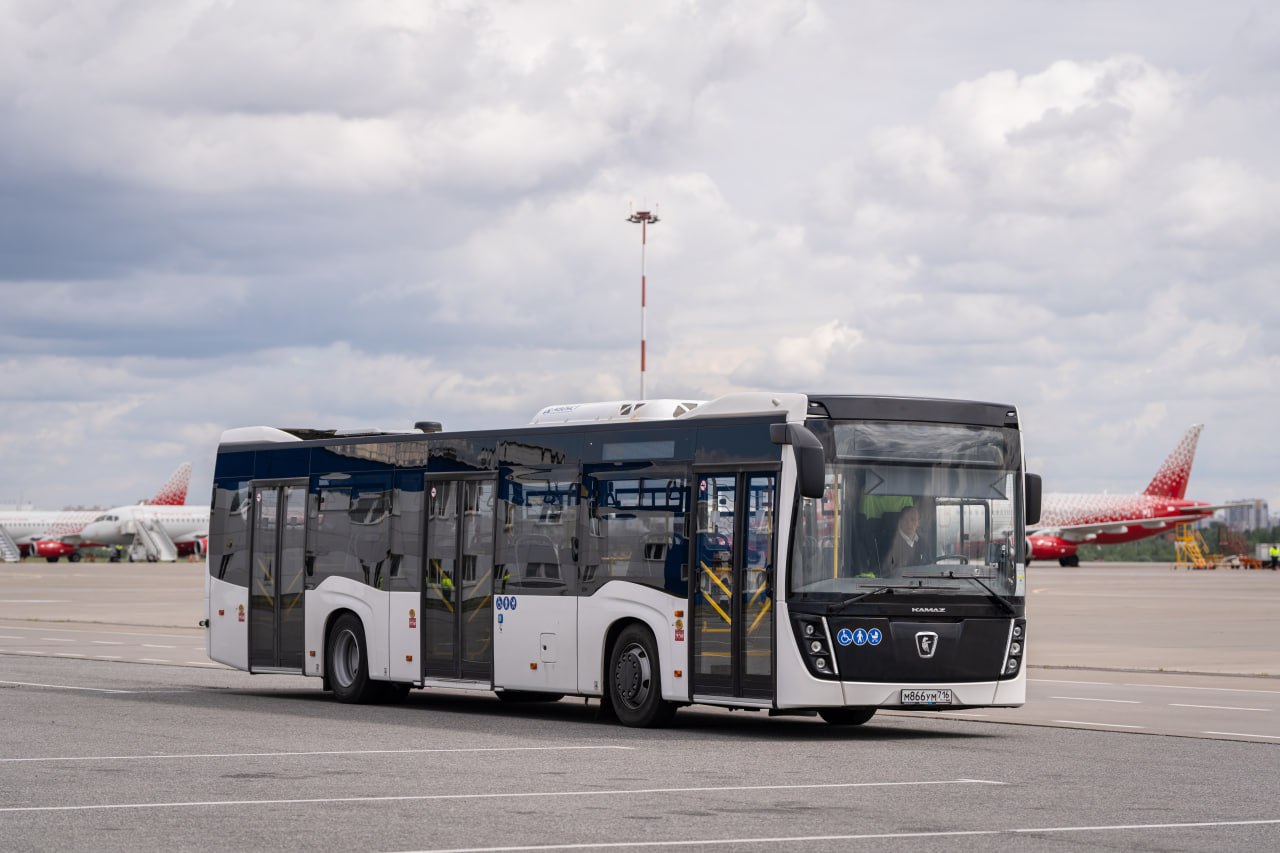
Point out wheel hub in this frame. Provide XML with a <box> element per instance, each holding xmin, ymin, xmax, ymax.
<box><xmin>614</xmin><ymin>643</ymin><xmax>650</xmax><ymax>709</ymax></box>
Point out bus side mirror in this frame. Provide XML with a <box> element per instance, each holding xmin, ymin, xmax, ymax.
<box><xmin>771</xmin><ymin>423</ymin><xmax>826</xmax><ymax>500</ymax></box>
<box><xmin>1025</xmin><ymin>473</ymin><xmax>1042</xmax><ymax>526</ymax></box>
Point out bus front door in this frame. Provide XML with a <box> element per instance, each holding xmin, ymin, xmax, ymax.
<box><xmin>248</xmin><ymin>480</ymin><xmax>307</xmax><ymax>672</ymax></box>
<box><xmin>423</xmin><ymin>476</ymin><xmax>496</xmax><ymax>683</ymax></box>
<box><xmin>692</xmin><ymin>472</ymin><xmax>777</xmax><ymax>702</ymax></box>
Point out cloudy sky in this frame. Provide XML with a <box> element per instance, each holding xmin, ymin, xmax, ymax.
<box><xmin>2</xmin><ymin>0</ymin><xmax>1277</xmax><ymax>512</ymax></box>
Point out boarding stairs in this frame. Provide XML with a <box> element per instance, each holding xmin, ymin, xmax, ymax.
<box><xmin>1174</xmin><ymin>523</ymin><xmax>1214</xmax><ymax>570</ymax></box>
<box><xmin>130</xmin><ymin>517</ymin><xmax>178</xmax><ymax>562</ymax></box>
<box><xmin>0</xmin><ymin>528</ymin><xmax>22</xmax><ymax>562</ymax></box>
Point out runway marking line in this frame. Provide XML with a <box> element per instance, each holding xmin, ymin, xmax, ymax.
<box><xmin>137</xmin><ymin>658</ymin><xmax>168</xmax><ymax>663</ymax></box>
<box><xmin>0</xmin><ymin>680</ymin><xmax>134</xmax><ymax>694</ymax></box>
<box><xmin>1123</xmin><ymin>682</ymin><xmax>1280</xmax><ymax>696</ymax></box>
<box><xmin>0</xmin><ymin>779</ymin><xmax>1002</xmax><ymax>812</ymax></box>
<box><xmin>0</xmin><ymin>745</ymin><xmax>639</xmax><ymax>763</ymax></box>
<box><xmin>1203</xmin><ymin>731</ymin><xmax>1280</xmax><ymax>740</ymax></box>
<box><xmin>1053</xmin><ymin>720</ymin><xmax>1144</xmax><ymax>729</ymax></box>
<box><xmin>1030</xmin><ymin>679</ymin><xmax>1112</xmax><ymax>685</ymax></box>
<box><xmin>0</xmin><ymin>624</ymin><xmax>195</xmax><ymax>640</ymax></box>
<box><xmin>1049</xmin><ymin>696</ymin><xmax>1140</xmax><ymax>704</ymax></box>
<box><xmin>1171</xmin><ymin>703</ymin><xmax>1268</xmax><ymax>712</ymax></box>
<box><xmin>391</xmin><ymin>818</ymin><xmax>1280</xmax><ymax>851</ymax></box>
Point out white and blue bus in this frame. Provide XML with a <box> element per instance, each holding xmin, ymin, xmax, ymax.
<box><xmin>204</xmin><ymin>392</ymin><xmax>1041</xmax><ymax>727</ymax></box>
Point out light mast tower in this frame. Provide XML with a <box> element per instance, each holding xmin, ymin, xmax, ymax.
<box><xmin>626</xmin><ymin>208</ymin><xmax>659</xmax><ymax>400</ymax></box>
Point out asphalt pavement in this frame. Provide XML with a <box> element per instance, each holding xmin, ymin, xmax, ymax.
<box><xmin>0</xmin><ymin>559</ymin><xmax>1277</xmax><ymax>851</ymax></box>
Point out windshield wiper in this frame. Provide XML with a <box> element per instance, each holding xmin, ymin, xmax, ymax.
<box><xmin>828</xmin><ymin>585</ymin><xmax>899</xmax><ymax>613</ymax></box>
<box><xmin>962</xmin><ymin>575</ymin><xmax>1017</xmax><ymax>616</ymax></box>
<box><xmin>902</xmin><ymin>571</ymin><xmax>1017</xmax><ymax>616</ymax></box>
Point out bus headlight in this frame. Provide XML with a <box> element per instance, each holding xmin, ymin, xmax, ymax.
<box><xmin>792</xmin><ymin>616</ymin><xmax>839</xmax><ymax>680</ymax></box>
<box><xmin>1001</xmin><ymin>618</ymin><xmax>1026</xmax><ymax>679</ymax></box>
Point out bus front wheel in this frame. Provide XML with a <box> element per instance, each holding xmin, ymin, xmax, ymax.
<box><xmin>819</xmin><ymin>707</ymin><xmax>876</xmax><ymax>726</ymax></box>
<box><xmin>327</xmin><ymin>613</ymin><xmax>377</xmax><ymax>704</ymax></box>
<box><xmin>608</xmin><ymin>624</ymin><xmax>676</xmax><ymax>728</ymax></box>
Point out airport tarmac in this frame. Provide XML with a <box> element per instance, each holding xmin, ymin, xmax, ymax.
<box><xmin>1</xmin><ymin>559</ymin><xmax>1277</xmax><ymax>850</ymax></box>
<box><xmin>1</xmin><ymin>559</ymin><xmax>1274</xmax><ymax>675</ymax></box>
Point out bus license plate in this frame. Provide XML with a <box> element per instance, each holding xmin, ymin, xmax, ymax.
<box><xmin>900</xmin><ymin>689</ymin><xmax>953</xmax><ymax>705</ymax></box>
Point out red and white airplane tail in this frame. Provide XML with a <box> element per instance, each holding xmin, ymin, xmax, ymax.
<box><xmin>1142</xmin><ymin>425</ymin><xmax>1203</xmax><ymax>500</ymax></box>
<box><xmin>148</xmin><ymin>462</ymin><xmax>192</xmax><ymax>506</ymax></box>
<box><xmin>1029</xmin><ymin>423</ymin><xmax>1240</xmax><ymax>566</ymax></box>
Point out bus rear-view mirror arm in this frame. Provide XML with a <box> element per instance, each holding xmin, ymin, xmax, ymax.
<box><xmin>770</xmin><ymin>423</ymin><xmax>826</xmax><ymax>500</ymax></box>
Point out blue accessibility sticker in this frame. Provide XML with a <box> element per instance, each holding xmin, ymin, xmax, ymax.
<box><xmin>868</xmin><ymin>628</ymin><xmax>883</xmax><ymax>646</ymax></box>
<box><xmin>836</xmin><ymin>628</ymin><xmax>854</xmax><ymax>647</ymax></box>
<box><xmin>852</xmin><ymin>628</ymin><xmax>868</xmax><ymax>646</ymax></box>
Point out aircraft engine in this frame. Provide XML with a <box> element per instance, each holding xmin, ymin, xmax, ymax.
<box><xmin>33</xmin><ymin>539</ymin><xmax>76</xmax><ymax>561</ymax></box>
<box><xmin>1028</xmin><ymin>534</ymin><xmax>1079</xmax><ymax>567</ymax></box>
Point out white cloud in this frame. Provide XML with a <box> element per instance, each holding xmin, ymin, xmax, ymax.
<box><xmin>2</xmin><ymin>1</ymin><xmax>1280</xmax><ymax>512</ymax></box>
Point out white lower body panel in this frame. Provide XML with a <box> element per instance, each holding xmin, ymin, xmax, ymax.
<box><xmin>494</xmin><ymin>595</ymin><xmax>578</xmax><ymax>694</ymax></box>
<box><xmin>206</xmin><ymin>574</ymin><xmax>248</xmax><ymax>670</ymax></box>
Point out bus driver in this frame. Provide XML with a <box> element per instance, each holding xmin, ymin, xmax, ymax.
<box><xmin>883</xmin><ymin>503</ymin><xmax>929</xmax><ymax>575</ymax></box>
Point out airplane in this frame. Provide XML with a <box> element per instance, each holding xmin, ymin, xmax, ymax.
<box><xmin>0</xmin><ymin>463</ymin><xmax>192</xmax><ymax>562</ymax></box>
<box><xmin>1028</xmin><ymin>425</ymin><xmax>1240</xmax><ymax>566</ymax></box>
<box><xmin>77</xmin><ymin>503</ymin><xmax>209</xmax><ymax>563</ymax></box>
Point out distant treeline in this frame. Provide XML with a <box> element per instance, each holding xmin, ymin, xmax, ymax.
<box><xmin>1076</xmin><ymin>523</ymin><xmax>1280</xmax><ymax>562</ymax></box>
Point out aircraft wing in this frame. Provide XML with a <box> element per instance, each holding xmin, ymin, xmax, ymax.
<box><xmin>1031</xmin><ymin>513</ymin><xmax>1212</xmax><ymax>541</ymax></box>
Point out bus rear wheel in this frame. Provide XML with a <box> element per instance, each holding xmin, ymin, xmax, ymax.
<box><xmin>608</xmin><ymin>624</ymin><xmax>676</xmax><ymax>728</ymax></box>
<box><xmin>327</xmin><ymin>613</ymin><xmax>377</xmax><ymax>704</ymax></box>
<box><xmin>819</xmin><ymin>707</ymin><xmax>876</xmax><ymax>726</ymax></box>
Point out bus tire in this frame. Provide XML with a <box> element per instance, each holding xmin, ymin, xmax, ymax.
<box><xmin>327</xmin><ymin>613</ymin><xmax>377</xmax><ymax>704</ymax></box>
<box><xmin>818</xmin><ymin>707</ymin><xmax>876</xmax><ymax>726</ymax></box>
<box><xmin>608</xmin><ymin>624</ymin><xmax>676</xmax><ymax>728</ymax></box>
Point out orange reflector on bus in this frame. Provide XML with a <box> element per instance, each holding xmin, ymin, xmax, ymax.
<box><xmin>406</xmin><ymin>655</ymin><xmax>413</xmax><ymax>662</ymax></box>
<box><xmin>218</xmin><ymin>609</ymin><xmax>224</xmax><ymax>616</ymax></box>
<box><xmin>530</xmin><ymin>662</ymin><xmax>538</xmax><ymax>670</ymax></box>
<box><xmin>674</xmin><ymin>610</ymin><xmax>684</xmax><ymax>618</ymax></box>
<box><xmin>309</xmin><ymin>650</ymin><xmax>315</xmax><ymax>657</ymax></box>
<box><xmin>674</xmin><ymin>670</ymin><xmax>683</xmax><ymax>678</ymax></box>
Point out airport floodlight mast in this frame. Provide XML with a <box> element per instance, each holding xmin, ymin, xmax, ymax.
<box><xmin>627</xmin><ymin>207</ymin><xmax>659</xmax><ymax>399</ymax></box>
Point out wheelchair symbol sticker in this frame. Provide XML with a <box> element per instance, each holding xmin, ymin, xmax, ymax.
<box><xmin>836</xmin><ymin>628</ymin><xmax>854</xmax><ymax>646</ymax></box>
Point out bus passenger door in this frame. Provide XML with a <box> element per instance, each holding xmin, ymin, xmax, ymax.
<box><xmin>692</xmin><ymin>472</ymin><xmax>777</xmax><ymax>702</ymax></box>
<box><xmin>423</xmin><ymin>476</ymin><xmax>496</xmax><ymax>683</ymax></box>
<box><xmin>249</xmin><ymin>480</ymin><xmax>307</xmax><ymax>672</ymax></box>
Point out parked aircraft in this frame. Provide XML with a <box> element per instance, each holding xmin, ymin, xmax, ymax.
<box><xmin>1028</xmin><ymin>425</ymin><xmax>1238</xmax><ymax>566</ymax></box>
<box><xmin>77</xmin><ymin>503</ymin><xmax>209</xmax><ymax>562</ymax></box>
<box><xmin>0</xmin><ymin>463</ymin><xmax>192</xmax><ymax>562</ymax></box>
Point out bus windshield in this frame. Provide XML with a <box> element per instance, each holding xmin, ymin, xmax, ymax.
<box><xmin>789</xmin><ymin>420</ymin><xmax>1023</xmax><ymax>603</ymax></box>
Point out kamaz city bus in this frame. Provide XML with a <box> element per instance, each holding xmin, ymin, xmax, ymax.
<box><xmin>204</xmin><ymin>392</ymin><xmax>1041</xmax><ymax>727</ymax></box>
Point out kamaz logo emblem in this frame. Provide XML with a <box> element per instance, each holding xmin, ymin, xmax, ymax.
<box><xmin>915</xmin><ymin>632</ymin><xmax>939</xmax><ymax>658</ymax></box>
<box><xmin>911</xmin><ymin>607</ymin><xmax>945</xmax><ymax>613</ymax></box>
